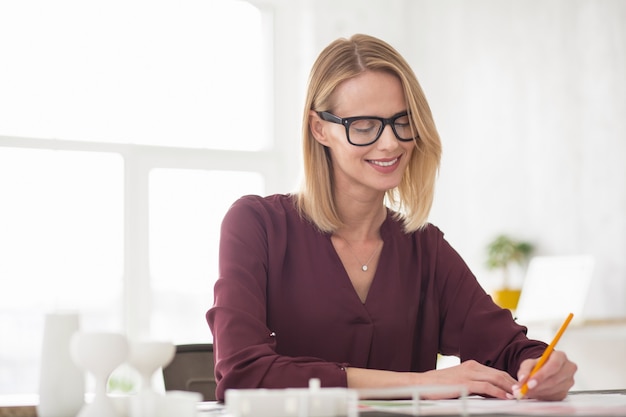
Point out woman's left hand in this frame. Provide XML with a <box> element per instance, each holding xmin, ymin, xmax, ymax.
<box><xmin>512</xmin><ymin>350</ymin><xmax>577</xmax><ymax>401</ymax></box>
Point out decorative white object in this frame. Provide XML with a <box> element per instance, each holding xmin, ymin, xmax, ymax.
<box><xmin>225</xmin><ymin>378</ymin><xmax>360</xmax><ymax>417</ymax></box>
<box><xmin>127</xmin><ymin>340</ymin><xmax>175</xmax><ymax>417</ymax></box>
<box><xmin>127</xmin><ymin>340</ymin><xmax>175</xmax><ymax>392</ymax></box>
<box><xmin>157</xmin><ymin>391</ymin><xmax>202</xmax><ymax>417</ymax></box>
<box><xmin>70</xmin><ymin>332</ymin><xmax>129</xmax><ymax>417</ymax></box>
<box><xmin>38</xmin><ymin>312</ymin><xmax>85</xmax><ymax>417</ymax></box>
<box><xmin>226</xmin><ymin>380</ymin><xmax>470</xmax><ymax>417</ymax></box>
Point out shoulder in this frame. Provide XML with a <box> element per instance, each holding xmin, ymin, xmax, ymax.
<box><xmin>384</xmin><ymin>212</ymin><xmax>445</xmax><ymax>244</ymax></box>
<box><xmin>414</xmin><ymin>223</ymin><xmax>463</xmax><ymax>262</ymax></box>
<box><xmin>416</xmin><ymin>223</ymin><xmax>448</xmax><ymax>250</ymax></box>
<box><xmin>227</xmin><ymin>193</ymin><xmax>297</xmax><ymax>217</ymax></box>
<box><xmin>384</xmin><ymin>215</ymin><xmax>461</xmax><ymax>269</ymax></box>
<box><xmin>221</xmin><ymin>194</ymin><xmax>319</xmax><ymax>256</ymax></box>
<box><xmin>223</xmin><ymin>193</ymin><xmax>302</xmax><ymax>232</ymax></box>
<box><xmin>415</xmin><ymin>223</ymin><xmax>445</xmax><ymax>240</ymax></box>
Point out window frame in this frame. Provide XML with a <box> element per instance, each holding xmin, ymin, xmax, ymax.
<box><xmin>0</xmin><ymin>135</ymin><xmax>289</xmax><ymax>341</ymax></box>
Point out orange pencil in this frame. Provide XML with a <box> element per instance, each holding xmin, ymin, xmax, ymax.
<box><xmin>515</xmin><ymin>312</ymin><xmax>574</xmax><ymax>399</ymax></box>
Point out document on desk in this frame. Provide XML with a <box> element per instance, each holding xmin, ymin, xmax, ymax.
<box><xmin>198</xmin><ymin>392</ymin><xmax>626</xmax><ymax>416</ymax></box>
<box><xmin>359</xmin><ymin>393</ymin><xmax>626</xmax><ymax>416</ymax></box>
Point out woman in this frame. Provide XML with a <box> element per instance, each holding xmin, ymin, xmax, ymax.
<box><xmin>206</xmin><ymin>34</ymin><xmax>576</xmax><ymax>402</ymax></box>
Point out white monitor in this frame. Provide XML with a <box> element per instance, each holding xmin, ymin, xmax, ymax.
<box><xmin>515</xmin><ymin>255</ymin><xmax>595</xmax><ymax>326</ymax></box>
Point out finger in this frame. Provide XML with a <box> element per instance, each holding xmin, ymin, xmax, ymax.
<box><xmin>463</xmin><ymin>362</ymin><xmax>517</xmax><ymax>398</ymax></box>
<box><xmin>526</xmin><ymin>351</ymin><xmax>568</xmax><ymax>389</ymax></box>
<box><xmin>525</xmin><ymin>354</ymin><xmax>577</xmax><ymax>401</ymax></box>
<box><xmin>467</xmin><ymin>360</ymin><xmax>518</xmax><ymax>388</ymax></box>
<box><xmin>516</xmin><ymin>357</ymin><xmax>538</xmax><ymax>383</ymax></box>
<box><xmin>514</xmin><ymin>351</ymin><xmax>567</xmax><ymax>396</ymax></box>
<box><xmin>427</xmin><ymin>361</ymin><xmax>517</xmax><ymax>399</ymax></box>
<box><xmin>512</xmin><ymin>357</ymin><xmax>539</xmax><ymax>398</ymax></box>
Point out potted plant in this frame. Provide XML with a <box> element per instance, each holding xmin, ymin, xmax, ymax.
<box><xmin>485</xmin><ymin>234</ymin><xmax>534</xmax><ymax>311</ymax></box>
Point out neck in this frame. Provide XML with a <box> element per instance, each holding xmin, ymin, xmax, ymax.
<box><xmin>334</xmin><ymin>200</ymin><xmax>387</xmax><ymax>243</ymax></box>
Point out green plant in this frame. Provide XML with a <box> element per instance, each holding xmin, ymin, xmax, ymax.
<box><xmin>486</xmin><ymin>234</ymin><xmax>534</xmax><ymax>289</ymax></box>
<box><xmin>107</xmin><ymin>374</ymin><xmax>136</xmax><ymax>394</ymax></box>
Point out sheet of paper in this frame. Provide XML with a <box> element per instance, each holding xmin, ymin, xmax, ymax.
<box><xmin>359</xmin><ymin>393</ymin><xmax>626</xmax><ymax>416</ymax></box>
<box><xmin>197</xmin><ymin>392</ymin><xmax>626</xmax><ymax>416</ymax></box>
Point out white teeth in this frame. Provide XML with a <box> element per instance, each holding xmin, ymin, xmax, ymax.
<box><xmin>370</xmin><ymin>158</ymin><xmax>398</xmax><ymax>167</ymax></box>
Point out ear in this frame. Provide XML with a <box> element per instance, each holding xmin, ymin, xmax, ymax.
<box><xmin>309</xmin><ymin>110</ymin><xmax>331</xmax><ymax>146</ymax></box>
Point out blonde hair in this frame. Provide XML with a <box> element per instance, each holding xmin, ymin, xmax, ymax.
<box><xmin>297</xmin><ymin>34</ymin><xmax>442</xmax><ymax>233</ymax></box>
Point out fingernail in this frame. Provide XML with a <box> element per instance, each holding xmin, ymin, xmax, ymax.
<box><xmin>506</xmin><ymin>393</ymin><xmax>515</xmax><ymax>400</ymax></box>
<box><xmin>528</xmin><ymin>379</ymin><xmax>538</xmax><ymax>389</ymax></box>
<box><xmin>512</xmin><ymin>384</ymin><xmax>519</xmax><ymax>391</ymax></box>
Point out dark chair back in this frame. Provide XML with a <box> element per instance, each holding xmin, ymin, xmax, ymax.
<box><xmin>162</xmin><ymin>343</ymin><xmax>216</xmax><ymax>401</ymax></box>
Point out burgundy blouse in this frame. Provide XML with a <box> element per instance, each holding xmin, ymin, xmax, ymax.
<box><xmin>206</xmin><ymin>194</ymin><xmax>546</xmax><ymax>401</ymax></box>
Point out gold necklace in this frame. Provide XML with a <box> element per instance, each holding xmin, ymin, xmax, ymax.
<box><xmin>340</xmin><ymin>237</ymin><xmax>383</xmax><ymax>272</ymax></box>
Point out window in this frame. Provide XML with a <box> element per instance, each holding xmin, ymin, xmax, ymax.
<box><xmin>149</xmin><ymin>169</ymin><xmax>264</xmax><ymax>343</ymax></box>
<box><xmin>0</xmin><ymin>148</ymin><xmax>124</xmax><ymax>393</ymax></box>
<box><xmin>0</xmin><ymin>0</ymin><xmax>271</xmax><ymax>151</ymax></box>
<box><xmin>0</xmin><ymin>0</ymin><xmax>276</xmax><ymax>395</ymax></box>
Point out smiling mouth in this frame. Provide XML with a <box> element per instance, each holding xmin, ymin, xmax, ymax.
<box><xmin>368</xmin><ymin>157</ymin><xmax>400</xmax><ymax>167</ymax></box>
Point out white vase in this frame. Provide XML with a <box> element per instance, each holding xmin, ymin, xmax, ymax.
<box><xmin>38</xmin><ymin>312</ymin><xmax>85</xmax><ymax>417</ymax></box>
<box><xmin>127</xmin><ymin>340</ymin><xmax>175</xmax><ymax>393</ymax></box>
<box><xmin>70</xmin><ymin>332</ymin><xmax>128</xmax><ymax>417</ymax></box>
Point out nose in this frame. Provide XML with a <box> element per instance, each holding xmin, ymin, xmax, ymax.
<box><xmin>376</xmin><ymin>123</ymin><xmax>400</xmax><ymax>149</ymax></box>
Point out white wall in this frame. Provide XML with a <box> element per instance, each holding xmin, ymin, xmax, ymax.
<box><xmin>274</xmin><ymin>0</ymin><xmax>626</xmax><ymax>318</ymax></box>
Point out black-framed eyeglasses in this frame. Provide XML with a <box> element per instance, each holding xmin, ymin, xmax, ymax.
<box><xmin>317</xmin><ymin>111</ymin><xmax>419</xmax><ymax>146</ymax></box>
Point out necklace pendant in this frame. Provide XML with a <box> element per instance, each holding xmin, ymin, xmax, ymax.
<box><xmin>362</xmin><ymin>265</ymin><xmax>368</xmax><ymax>272</ymax></box>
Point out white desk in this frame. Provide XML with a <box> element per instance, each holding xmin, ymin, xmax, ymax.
<box><xmin>3</xmin><ymin>391</ymin><xmax>626</xmax><ymax>417</ymax></box>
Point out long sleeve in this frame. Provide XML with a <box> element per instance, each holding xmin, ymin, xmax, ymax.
<box><xmin>423</xmin><ymin>231</ymin><xmax>546</xmax><ymax>374</ymax></box>
<box><xmin>206</xmin><ymin>195</ymin><xmax>348</xmax><ymax>401</ymax></box>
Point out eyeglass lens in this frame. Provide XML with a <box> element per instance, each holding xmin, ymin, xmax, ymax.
<box><xmin>348</xmin><ymin>114</ymin><xmax>413</xmax><ymax>145</ymax></box>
